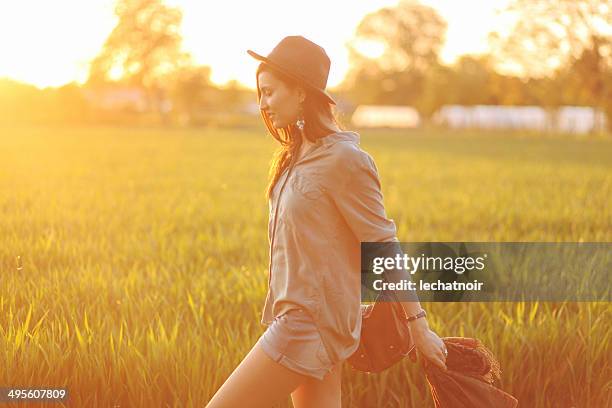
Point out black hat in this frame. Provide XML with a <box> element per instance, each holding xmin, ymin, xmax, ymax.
<box><xmin>247</xmin><ymin>35</ymin><xmax>336</xmax><ymax>105</ymax></box>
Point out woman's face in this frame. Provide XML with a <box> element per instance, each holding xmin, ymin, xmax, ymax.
<box><xmin>257</xmin><ymin>70</ymin><xmax>304</xmax><ymax>129</ymax></box>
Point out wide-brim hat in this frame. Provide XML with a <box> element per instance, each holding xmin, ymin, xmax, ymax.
<box><xmin>247</xmin><ymin>35</ymin><xmax>336</xmax><ymax>105</ymax></box>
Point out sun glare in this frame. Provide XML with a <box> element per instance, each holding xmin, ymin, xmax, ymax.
<box><xmin>0</xmin><ymin>0</ymin><xmax>515</xmax><ymax>90</ymax></box>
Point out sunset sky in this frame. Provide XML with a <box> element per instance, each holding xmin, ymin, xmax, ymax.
<box><xmin>0</xmin><ymin>0</ymin><xmax>513</xmax><ymax>90</ymax></box>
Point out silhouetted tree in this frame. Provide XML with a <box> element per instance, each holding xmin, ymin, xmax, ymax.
<box><xmin>342</xmin><ymin>0</ymin><xmax>447</xmax><ymax>116</ymax></box>
<box><xmin>489</xmin><ymin>0</ymin><xmax>612</xmax><ymax>130</ymax></box>
<box><xmin>168</xmin><ymin>66</ymin><xmax>216</xmax><ymax>125</ymax></box>
<box><xmin>87</xmin><ymin>0</ymin><xmax>192</xmax><ymax>123</ymax></box>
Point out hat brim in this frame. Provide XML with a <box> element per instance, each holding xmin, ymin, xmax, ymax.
<box><xmin>247</xmin><ymin>49</ymin><xmax>336</xmax><ymax>105</ymax></box>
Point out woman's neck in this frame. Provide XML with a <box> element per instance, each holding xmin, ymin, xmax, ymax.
<box><xmin>295</xmin><ymin>121</ymin><xmax>342</xmax><ymax>162</ymax></box>
<box><xmin>295</xmin><ymin>139</ymin><xmax>313</xmax><ymax>162</ymax></box>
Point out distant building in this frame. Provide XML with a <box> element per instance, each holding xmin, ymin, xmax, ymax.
<box><xmin>433</xmin><ymin>105</ymin><xmax>550</xmax><ymax>131</ymax></box>
<box><xmin>82</xmin><ymin>86</ymin><xmax>172</xmax><ymax>113</ymax></box>
<box><xmin>351</xmin><ymin>105</ymin><xmax>420</xmax><ymax>128</ymax></box>
<box><xmin>82</xmin><ymin>86</ymin><xmax>148</xmax><ymax>112</ymax></box>
<box><xmin>240</xmin><ymin>101</ymin><xmax>261</xmax><ymax>115</ymax></box>
<box><xmin>556</xmin><ymin>106</ymin><xmax>607</xmax><ymax>134</ymax></box>
<box><xmin>434</xmin><ymin>105</ymin><xmax>607</xmax><ymax>134</ymax></box>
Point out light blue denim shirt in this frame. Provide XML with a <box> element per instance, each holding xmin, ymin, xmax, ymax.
<box><xmin>262</xmin><ymin>130</ymin><xmax>400</xmax><ymax>364</ymax></box>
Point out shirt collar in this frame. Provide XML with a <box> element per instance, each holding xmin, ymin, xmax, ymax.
<box><xmin>315</xmin><ymin>130</ymin><xmax>360</xmax><ymax>147</ymax></box>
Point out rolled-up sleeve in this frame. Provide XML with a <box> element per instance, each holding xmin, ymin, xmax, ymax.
<box><xmin>329</xmin><ymin>146</ymin><xmax>399</xmax><ymax>243</ymax></box>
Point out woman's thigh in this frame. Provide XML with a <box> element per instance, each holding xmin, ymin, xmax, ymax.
<box><xmin>290</xmin><ymin>361</ymin><xmax>342</xmax><ymax>408</ymax></box>
<box><xmin>205</xmin><ymin>340</ymin><xmax>310</xmax><ymax>408</ymax></box>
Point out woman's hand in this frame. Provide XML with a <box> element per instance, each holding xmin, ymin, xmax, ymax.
<box><xmin>408</xmin><ymin>317</ymin><xmax>447</xmax><ymax>371</ymax></box>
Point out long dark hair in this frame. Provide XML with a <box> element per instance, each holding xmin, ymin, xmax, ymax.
<box><xmin>255</xmin><ymin>62</ymin><xmax>345</xmax><ymax>200</ymax></box>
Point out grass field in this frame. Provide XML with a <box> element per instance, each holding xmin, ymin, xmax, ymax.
<box><xmin>0</xmin><ymin>124</ymin><xmax>610</xmax><ymax>407</ymax></box>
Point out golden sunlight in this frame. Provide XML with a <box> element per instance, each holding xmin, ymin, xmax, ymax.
<box><xmin>0</xmin><ymin>0</ymin><xmax>513</xmax><ymax>89</ymax></box>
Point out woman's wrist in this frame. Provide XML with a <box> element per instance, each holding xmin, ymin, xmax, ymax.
<box><xmin>408</xmin><ymin>317</ymin><xmax>430</xmax><ymax>339</ymax></box>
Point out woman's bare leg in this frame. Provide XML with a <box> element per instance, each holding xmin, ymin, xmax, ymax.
<box><xmin>290</xmin><ymin>361</ymin><xmax>342</xmax><ymax>408</ymax></box>
<box><xmin>205</xmin><ymin>341</ymin><xmax>309</xmax><ymax>408</ymax></box>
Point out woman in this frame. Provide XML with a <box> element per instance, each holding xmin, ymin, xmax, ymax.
<box><xmin>206</xmin><ymin>36</ymin><xmax>447</xmax><ymax>408</ymax></box>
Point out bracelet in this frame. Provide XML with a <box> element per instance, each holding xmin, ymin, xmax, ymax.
<box><xmin>405</xmin><ymin>309</ymin><xmax>427</xmax><ymax>322</ymax></box>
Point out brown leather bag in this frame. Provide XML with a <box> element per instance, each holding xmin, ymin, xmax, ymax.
<box><xmin>347</xmin><ymin>292</ymin><xmax>416</xmax><ymax>373</ymax></box>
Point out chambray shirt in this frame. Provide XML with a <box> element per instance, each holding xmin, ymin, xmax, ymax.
<box><xmin>261</xmin><ymin>130</ymin><xmax>400</xmax><ymax>364</ymax></box>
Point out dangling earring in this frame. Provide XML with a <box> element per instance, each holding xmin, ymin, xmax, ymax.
<box><xmin>296</xmin><ymin>101</ymin><xmax>305</xmax><ymax>138</ymax></box>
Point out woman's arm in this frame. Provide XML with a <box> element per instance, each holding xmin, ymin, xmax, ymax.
<box><xmin>329</xmin><ymin>147</ymin><xmax>426</xmax><ymax>316</ymax></box>
<box><xmin>329</xmin><ymin>145</ymin><xmax>448</xmax><ymax>370</ymax></box>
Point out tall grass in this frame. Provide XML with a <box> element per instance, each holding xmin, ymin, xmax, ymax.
<box><xmin>0</xmin><ymin>124</ymin><xmax>610</xmax><ymax>407</ymax></box>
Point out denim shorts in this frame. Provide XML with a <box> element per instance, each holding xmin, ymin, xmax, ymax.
<box><xmin>257</xmin><ymin>308</ymin><xmax>334</xmax><ymax>381</ymax></box>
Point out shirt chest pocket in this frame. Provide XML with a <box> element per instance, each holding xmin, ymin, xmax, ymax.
<box><xmin>291</xmin><ymin>170</ymin><xmax>325</xmax><ymax>201</ymax></box>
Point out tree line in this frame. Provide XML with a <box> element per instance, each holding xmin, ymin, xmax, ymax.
<box><xmin>1</xmin><ymin>0</ymin><xmax>610</xmax><ymax>130</ymax></box>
